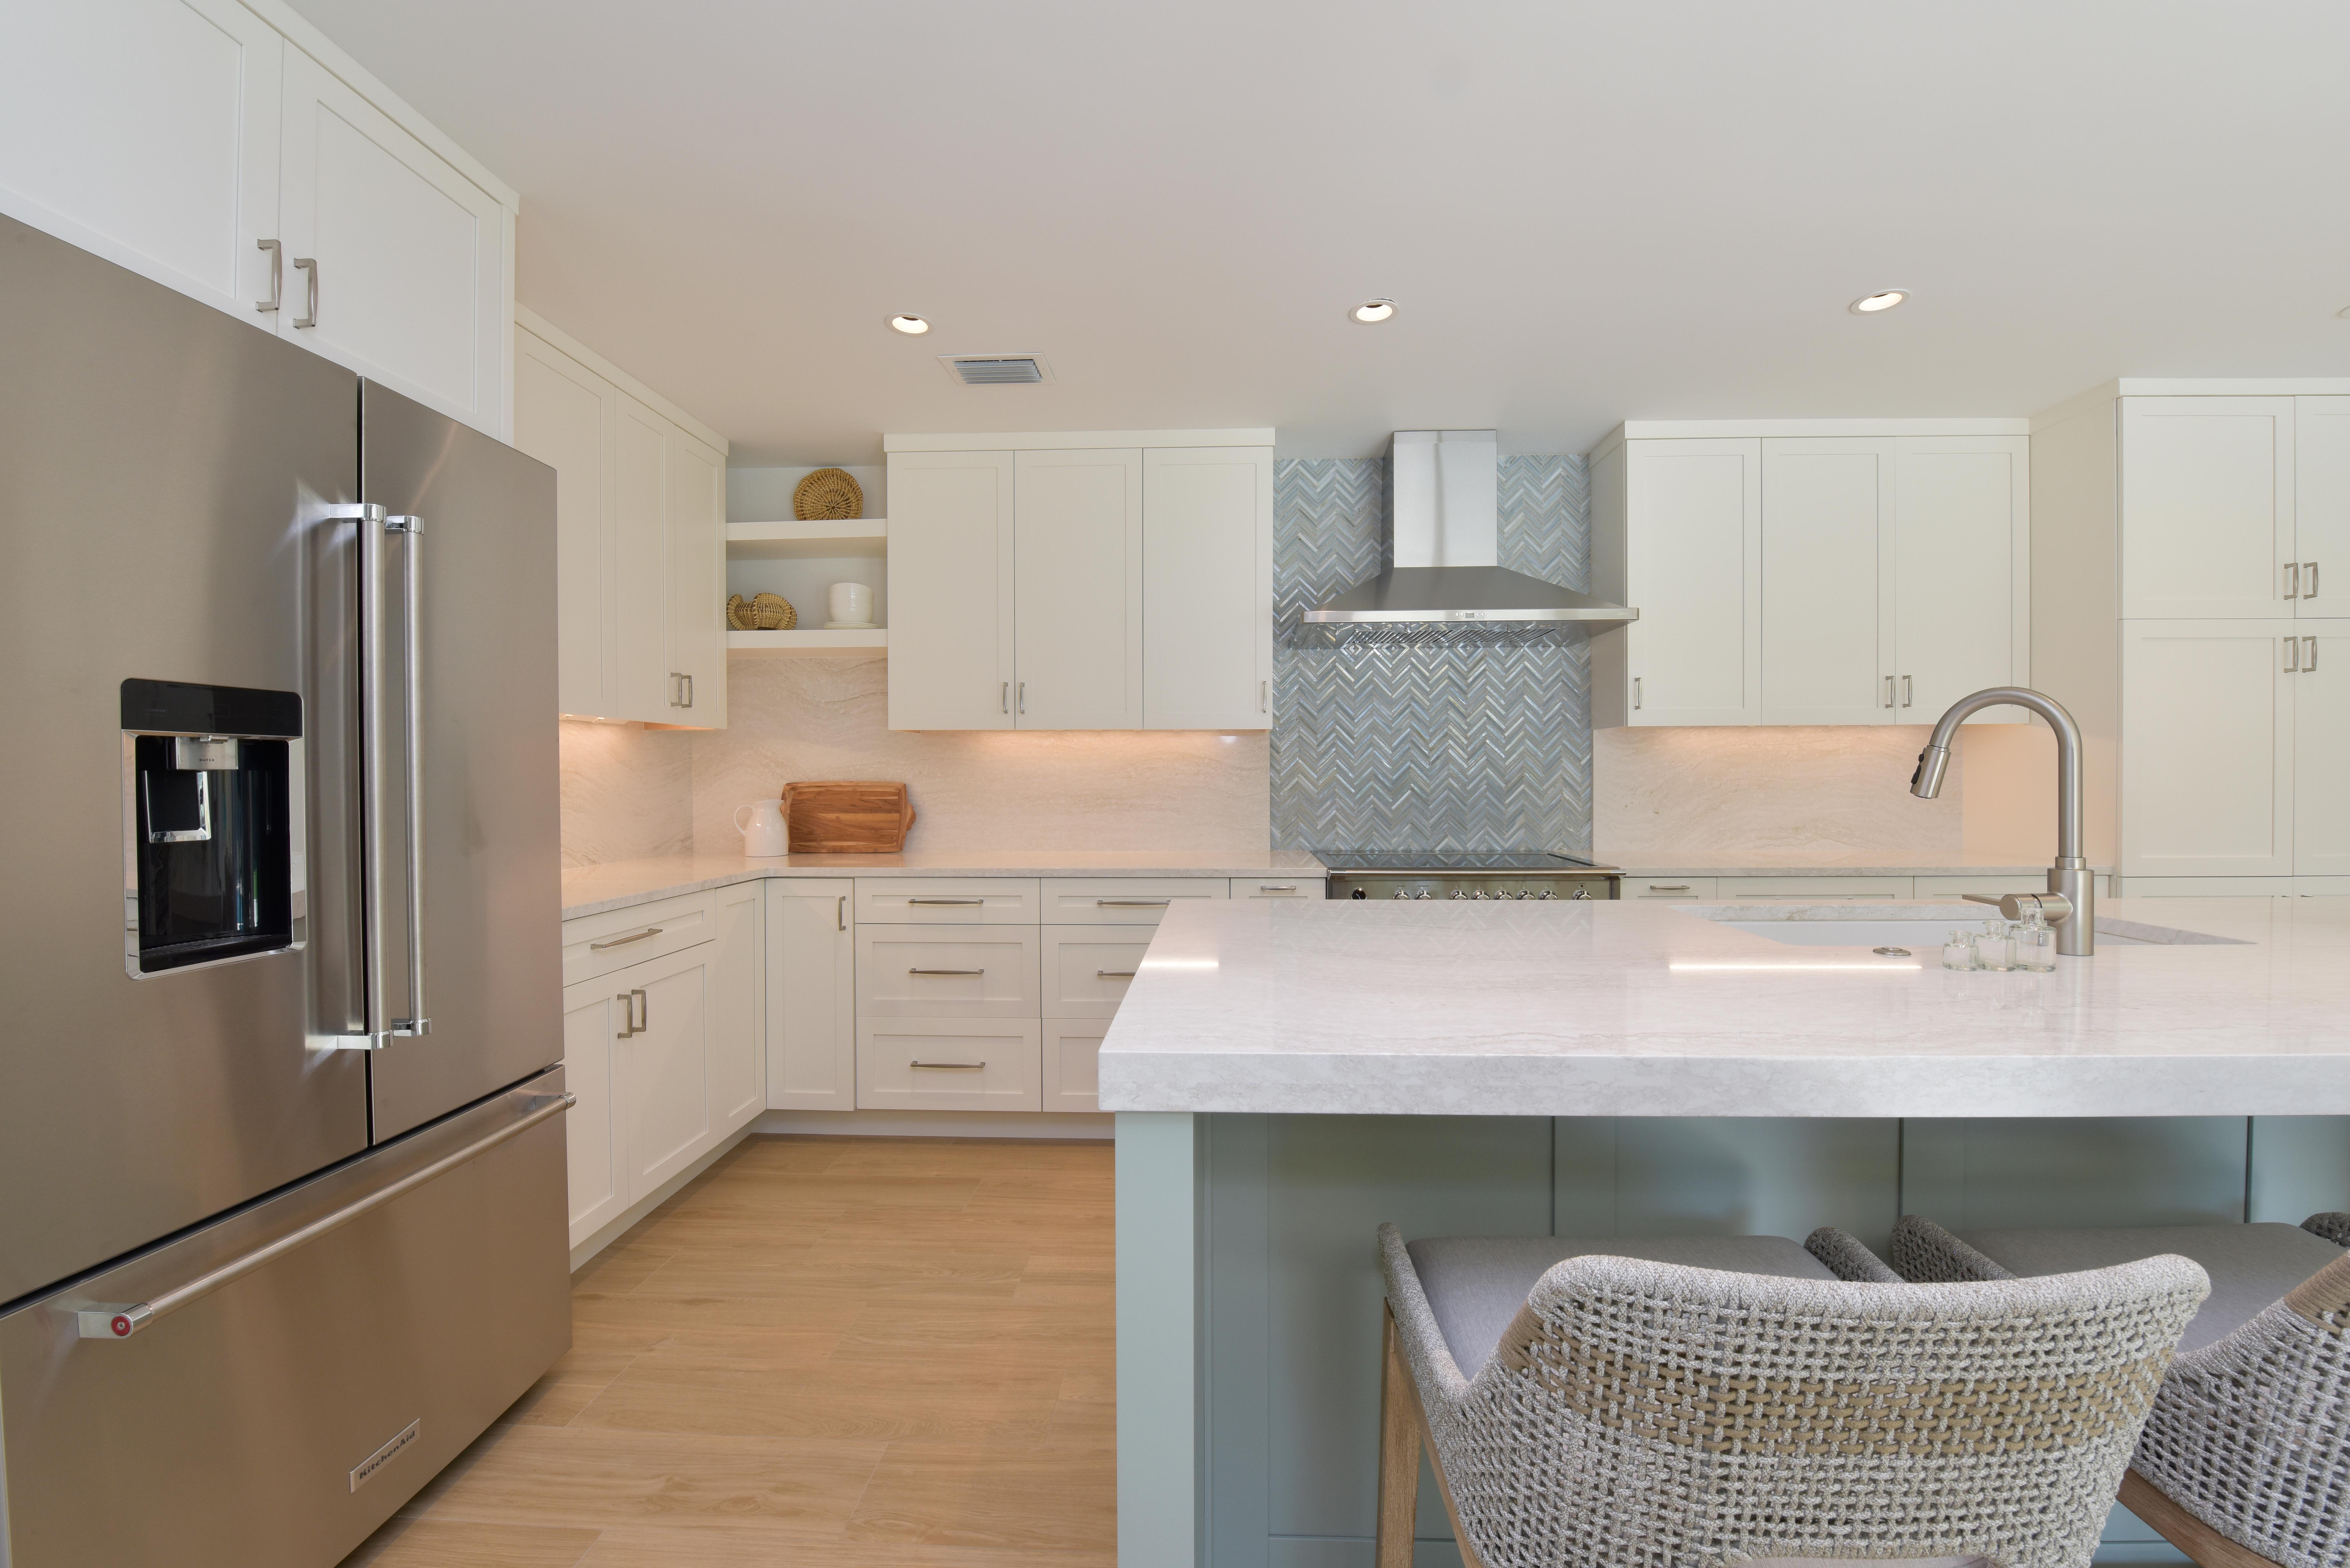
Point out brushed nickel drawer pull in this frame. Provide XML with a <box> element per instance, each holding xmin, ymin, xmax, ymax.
<box><xmin>1258</xmin><ymin>884</ymin><xmax>1297</xmax><ymax>892</ymax></box>
<box><xmin>589</xmin><ymin>927</ymin><xmax>662</xmax><ymax>951</ymax></box>
<box><xmin>911</xmin><ymin>1060</ymin><xmax>986</xmax><ymax>1070</ymax></box>
<box><xmin>909</xmin><ymin>967</ymin><xmax>985</xmax><ymax>976</ymax></box>
<box><xmin>1097</xmin><ymin>898</ymin><xmax>1172</xmax><ymax>906</ymax></box>
<box><xmin>1647</xmin><ymin>885</ymin><xmax>1691</xmax><ymax>892</ymax></box>
<box><xmin>907</xmin><ymin>897</ymin><xmax>986</xmax><ymax>905</ymax></box>
<box><xmin>1097</xmin><ymin>969</ymin><xmax>1137</xmax><ymax>978</ymax></box>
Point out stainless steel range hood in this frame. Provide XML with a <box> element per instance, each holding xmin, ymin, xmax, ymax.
<box><xmin>1302</xmin><ymin>430</ymin><xmax>1639</xmax><ymax>627</ymax></box>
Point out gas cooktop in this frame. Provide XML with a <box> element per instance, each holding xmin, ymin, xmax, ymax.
<box><xmin>1315</xmin><ymin>851</ymin><xmax>1619</xmax><ymax>873</ymax></box>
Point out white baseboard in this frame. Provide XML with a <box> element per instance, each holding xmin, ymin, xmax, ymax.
<box><xmin>752</xmin><ymin>1108</ymin><xmax>1114</xmax><ymax>1141</ymax></box>
<box><xmin>569</xmin><ymin>1119</ymin><xmax>761</xmax><ymax>1272</ymax></box>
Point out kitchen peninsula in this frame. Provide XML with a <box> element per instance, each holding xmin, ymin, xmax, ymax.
<box><xmin>1106</xmin><ymin>896</ymin><xmax>2350</xmax><ymax>1568</ymax></box>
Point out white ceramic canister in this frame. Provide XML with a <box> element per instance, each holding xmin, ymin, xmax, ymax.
<box><xmin>733</xmin><ymin>799</ymin><xmax>787</xmax><ymax>856</ymax></box>
<box><xmin>827</xmin><ymin>581</ymin><xmax>874</xmax><ymax>627</ymax></box>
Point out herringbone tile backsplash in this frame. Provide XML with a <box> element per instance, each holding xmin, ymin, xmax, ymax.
<box><xmin>1271</xmin><ymin>455</ymin><xmax>1594</xmax><ymax>853</ymax></box>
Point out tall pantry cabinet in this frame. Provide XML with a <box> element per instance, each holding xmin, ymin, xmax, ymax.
<box><xmin>2032</xmin><ymin>383</ymin><xmax>2350</xmax><ymax>890</ymax></box>
<box><xmin>1588</xmin><ymin>422</ymin><xmax>2030</xmax><ymax>728</ymax></box>
<box><xmin>513</xmin><ymin>310</ymin><xmax>729</xmax><ymax>725</ymax></box>
<box><xmin>883</xmin><ymin>431</ymin><xmax>1274</xmax><ymax>731</ymax></box>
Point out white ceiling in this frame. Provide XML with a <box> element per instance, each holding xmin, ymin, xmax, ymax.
<box><xmin>288</xmin><ymin>0</ymin><xmax>2350</xmax><ymax>463</ymax></box>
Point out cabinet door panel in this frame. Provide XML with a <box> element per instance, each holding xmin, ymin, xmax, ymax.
<box><xmin>515</xmin><ymin>334</ymin><xmax>613</xmax><ymax>717</ymax></box>
<box><xmin>1043</xmin><ymin>1021</ymin><xmax>1106</xmax><ymax>1113</ymax></box>
<box><xmin>706</xmin><ymin>885</ymin><xmax>762</xmax><ymax>1133</ymax></box>
<box><xmin>2296</xmin><ymin>622</ymin><xmax>2350</xmax><ymax>877</ymax></box>
<box><xmin>1015</xmin><ymin>448</ymin><xmax>1144</xmax><ymax>729</ymax></box>
<box><xmin>0</xmin><ymin>0</ymin><xmax>281</xmax><ymax>321</ymax></box>
<box><xmin>1144</xmin><ymin>447</ymin><xmax>1271</xmax><ymax>729</ymax></box>
<box><xmin>617</xmin><ymin>956</ymin><xmax>712</xmax><ymax>1195</ymax></box>
<box><xmin>2299</xmin><ymin>398</ymin><xmax>2350</xmax><ymax>619</ymax></box>
<box><xmin>1624</xmin><ymin>440</ymin><xmax>1760</xmax><ymax>724</ymax></box>
<box><xmin>1895</xmin><ymin>437</ymin><xmax>2027</xmax><ymax>722</ymax></box>
<box><xmin>611</xmin><ymin>398</ymin><xmax>671</xmax><ymax>721</ymax></box>
<box><xmin>1042</xmin><ymin>926</ymin><xmax>1151</xmax><ymax>1018</ymax></box>
<box><xmin>766</xmin><ymin>883</ymin><xmax>856</xmax><ymax>1111</ymax></box>
<box><xmin>278</xmin><ymin>50</ymin><xmax>504</xmax><ymax>435</ymax></box>
<box><xmin>667</xmin><ymin>432</ymin><xmax>727</xmax><ymax>726</ymax></box>
<box><xmin>888</xmin><ymin>451</ymin><xmax>1015</xmax><ymax>728</ymax></box>
<box><xmin>559</xmin><ymin>980</ymin><xmax>625</xmax><ymax>1247</ymax></box>
<box><xmin>856</xmin><ymin>1018</ymin><xmax>1042</xmax><ymax>1111</ymax></box>
<box><xmin>2120</xmin><ymin>621</ymin><xmax>2294</xmax><ymax>877</ymax></box>
<box><xmin>1762</xmin><ymin>438</ymin><xmax>1892</xmax><ymax>725</ymax></box>
<box><xmin>2121</xmin><ymin>398</ymin><xmax>2295</xmax><ymax>620</ymax></box>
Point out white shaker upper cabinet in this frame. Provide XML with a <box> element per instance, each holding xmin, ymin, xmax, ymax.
<box><xmin>666</xmin><ymin>431</ymin><xmax>727</xmax><ymax>727</ymax></box>
<box><xmin>889</xmin><ymin>451</ymin><xmax>1017</xmax><ymax>730</ymax></box>
<box><xmin>0</xmin><ymin>0</ymin><xmax>283</xmax><ymax>323</ymax></box>
<box><xmin>1014</xmin><ymin>449</ymin><xmax>1144</xmax><ymax>730</ymax></box>
<box><xmin>1601</xmin><ymin>438</ymin><xmax>1762</xmax><ymax>726</ymax></box>
<box><xmin>278</xmin><ymin>49</ymin><xmax>507</xmax><ymax>437</ymax></box>
<box><xmin>609</xmin><ymin>397</ymin><xmax>674</xmax><ymax>723</ymax></box>
<box><xmin>1760</xmin><ymin>438</ymin><xmax>1893</xmax><ymax>725</ymax></box>
<box><xmin>2119</xmin><ymin>620</ymin><xmax>2295</xmax><ymax>878</ymax></box>
<box><xmin>2297</xmin><ymin>399</ymin><xmax>2350</xmax><ymax>620</ymax></box>
<box><xmin>1143</xmin><ymin>447</ymin><xmax>1273</xmax><ymax>729</ymax></box>
<box><xmin>2120</xmin><ymin>397</ymin><xmax>2296</xmax><ymax>620</ymax></box>
<box><xmin>515</xmin><ymin>335</ymin><xmax>613</xmax><ymax>717</ymax></box>
<box><xmin>1893</xmin><ymin>435</ymin><xmax>2030</xmax><ymax>722</ymax></box>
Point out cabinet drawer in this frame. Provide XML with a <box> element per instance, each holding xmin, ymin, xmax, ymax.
<box><xmin>561</xmin><ymin>891</ymin><xmax>715</xmax><ymax>985</ymax></box>
<box><xmin>1042</xmin><ymin>926</ymin><xmax>1151</xmax><ymax>1018</ymax></box>
<box><xmin>1715</xmin><ymin>875</ymin><xmax>1914</xmax><ymax>900</ymax></box>
<box><xmin>1626</xmin><ymin>876</ymin><xmax>1717</xmax><ymax>901</ymax></box>
<box><xmin>857</xmin><ymin>1018</ymin><xmax>1042</xmax><ymax>1112</ymax></box>
<box><xmin>1233</xmin><ymin>877</ymin><xmax>1326</xmax><ymax>900</ymax></box>
<box><xmin>1041</xmin><ymin>877</ymin><xmax>1227</xmax><ymax>925</ymax></box>
<box><xmin>855</xmin><ymin>925</ymin><xmax>1041</xmax><ymax>1017</ymax></box>
<box><xmin>1043</xmin><ymin>1020</ymin><xmax>1106</xmax><ymax>1112</ymax></box>
<box><xmin>855</xmin><ymin>878</ymin><xmax>1040</xmax><ymax>925</ymax></box>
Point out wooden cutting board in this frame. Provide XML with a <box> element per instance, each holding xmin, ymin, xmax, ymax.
<box><xmin>779</xmin><ymin>780</ymin><xmax>916</xmax><ymax>854</ymax></box>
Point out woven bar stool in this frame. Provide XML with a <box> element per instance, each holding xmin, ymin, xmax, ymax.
<box><xmin>1377</xmin><ymin>1221</ymin><xmax>2207</xmax><ymax>1568</ymax></box>
<box><xmin>1884</xmin><ymin>1213</ymin><xmax>2350</xmax><ymax>1568</ymax></box>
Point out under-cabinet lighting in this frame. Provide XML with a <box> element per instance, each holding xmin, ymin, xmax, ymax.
<box><xmin>889</xmin><ymin>314</ymin><xmax>931</xmax><ymax>334</ymax></box>
<box><xmin>1670</xmin><ymin>961</ymin><xmax>1921</xmax><ymax>972</ymax></box>
<box><xmin>1848</xmin><ymin>290</ymin><xmax>1909</xmax><ymax>314</ymax></box>
<box><xmin>1352</xmin><ymin>298</ymin><xmax>1397</xmax><ymax>324</ymax></box>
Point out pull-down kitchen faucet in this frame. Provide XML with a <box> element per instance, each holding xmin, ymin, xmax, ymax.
<box><xmin>1910</xmin><ymin>687</ymin><xmax>2095</xmax><ymax>957</ymax></box>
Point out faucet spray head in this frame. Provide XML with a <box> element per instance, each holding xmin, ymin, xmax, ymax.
<box><xmin>1910</xmin><ymin>743</ymin><xmax>1951</xmax><ymax>799</ymax></box>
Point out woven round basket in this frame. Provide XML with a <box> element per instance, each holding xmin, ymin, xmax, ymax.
<box><xmin>726</xmin><ymin>592</ymin><xmax>797</xmax><ymax>631</ymax></box>
<box><xmin>793</xmin><ymin>468</ymin><xmax>863</xmax><ymax>521</ymax></box>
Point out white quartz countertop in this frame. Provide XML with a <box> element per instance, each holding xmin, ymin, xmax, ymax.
<box><xmin>1096</xmin><ymin>897</ymin><xmax>2350</xmax><ymax>1119</ymax></box>
<box><xmin>1608</xmin><ymin>856</ymin><xmax>2113</xmax><ymax>877</ymax></box>
<box><xmin>562</xmin><ymin>849</ymin><xmax>1328</xmax><ymax>919</ymax></box>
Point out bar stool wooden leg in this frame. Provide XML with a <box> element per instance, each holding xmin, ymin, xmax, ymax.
<box><xmin>1377</xmin><ymin>1305</ymin><xmax>1421</xmax><ymax>1568</ymax></box>
<box><xmin>2120</xmin><ymin>1469</ymin><xmax>2288</xmax><ymax>1568</ymax></box>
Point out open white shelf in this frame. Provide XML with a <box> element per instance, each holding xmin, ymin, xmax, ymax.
<box><xmin>727</xmin><ymin>628</ymin><xmax>888</xmax><ymax>656</ymax></box>
<box><xmin>726</xmin><ymin>518</ymin><xmax>886</xmax><ymax>559</ymax></box>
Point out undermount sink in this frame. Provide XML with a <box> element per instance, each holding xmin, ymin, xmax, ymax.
<box><xmin>1712</xmin><ymin>919</ymin><xmax>2150</xmax><ymax>950</ymax></box>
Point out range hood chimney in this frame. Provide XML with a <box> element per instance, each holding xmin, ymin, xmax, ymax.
<box><xmin>1302</xmin><ymin>430</ymin><xmax>1639</xmax><ymax>629</ymax></box>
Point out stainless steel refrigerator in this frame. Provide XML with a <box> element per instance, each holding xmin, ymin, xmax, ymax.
<box><xmin>0</xmin><ymin>214</ymin><xmax>571</xmax><ymax>1566</ymax></box>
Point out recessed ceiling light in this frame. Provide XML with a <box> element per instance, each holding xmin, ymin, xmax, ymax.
<box><xmin>1352</xmin><ymin>298</ymin><xmax>1397</xmax><ymax>324</ymax></box>
<box><xmin>889</xmin><ymin>314</ymin><xmax>930</xmax><ymax>334</ymax></box>
<box><xmin>1849</xmin><ymin>290</ymin><xmax>1909</xmax><ymax>314</ymax></box>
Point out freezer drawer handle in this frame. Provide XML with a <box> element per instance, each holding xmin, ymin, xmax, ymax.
<box><xmin>74</xmin><ymin>1090</ymin><xmax>576</xmax><ymax>1340</ymax></box>
<box><xmin>588</xmin><ymin>927</ymin><xmax>663</xmax><ymax>951</ymax></box>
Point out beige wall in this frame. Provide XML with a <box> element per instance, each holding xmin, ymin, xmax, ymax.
<box><xmin>1593</xmin><ymin>722</ymin><xmax>2059</xmax><ymax>864</ymax></box>
<box><xmin>559</xmin><ymin>720</ymin><xmax>695</xmax><ymax>869</ymax></box>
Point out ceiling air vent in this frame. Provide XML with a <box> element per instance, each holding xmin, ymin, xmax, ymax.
<box><xmin>938</xmin><ymin>354</ymin><xmax>1053</xmax><ymax>386</ymax></box>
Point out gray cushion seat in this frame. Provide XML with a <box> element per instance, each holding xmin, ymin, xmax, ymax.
<box><xmin>1404</xmin><ymin>1233</ymin><xmax>1836</xmax><ymax>1376</ymax></box>
<box><xmin>1946</xmin><ymin>1222</ymin><xmax>2343</xmax><ymax>1353</ymax></box>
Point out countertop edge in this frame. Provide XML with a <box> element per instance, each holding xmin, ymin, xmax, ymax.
<box><xmin>562</xmin><ymin>855</ymin><xmax>1331</xmax><ymax>920</ymax></box>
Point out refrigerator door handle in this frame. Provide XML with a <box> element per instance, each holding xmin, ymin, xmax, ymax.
<box><xmin>386</xmin><ymin>515</ymin><xmax>429</xmax><ymax>1037</ymax></box>
<box><xmin>74</xmin><ymin>1090</ymin><xmax>575</xmax><ymax>1339</ymax></box>
<box><xmin>315</xmin><ymin>504</ymin><xmax>391</xmax><ymax>1051</ymax></box>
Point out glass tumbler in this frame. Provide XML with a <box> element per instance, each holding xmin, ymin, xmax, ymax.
<box><xmin>1975</xmin><ymin>920</ymin><xmax>2013</xmax><ymax>973</ymax></box>
<box><xmin>2015</xmin><ymin>917</ymin><xmax>2057</xmax><ymax>972</ymax></box>
<box><xmin>1941</xmin><ymin>931</ymin><xmax>1978</xmax><ymax>971</ymax></box>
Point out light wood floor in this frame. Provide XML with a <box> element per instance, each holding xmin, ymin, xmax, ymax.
<box><xmin>341</xmin><ymin>1134</ymin><xmax>1117</xmax><ymax>1568</ymax></box>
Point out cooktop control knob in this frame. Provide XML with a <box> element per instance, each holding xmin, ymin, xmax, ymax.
<box><xmin>1573</xmin><ymin>888</ymin><xmax>1592</xmax><ymax>900</ymax></box>
<box><xmin>1538</xmin><ymin>890</ymin><xmax>1557</xmax><ymax>900</ymax></box>
<box><xmin>1353</xmin><ymin>888</ymin><xmax>1369</xmax><ymax>899</ymax></box>
<box><xmin>1414</xmin><ymin>890</ymin><xmax>1431</xmax><ymax>899</ymax></box>
<box><xmin>1450</xmin><ymin>890</ymin><xmax>1469</xmax><ymax>900</ymax></box>
<box><xmin>1390</xmin><ymin>889</ymin><xmax>1408</xmax><ymax>899</ymax></box>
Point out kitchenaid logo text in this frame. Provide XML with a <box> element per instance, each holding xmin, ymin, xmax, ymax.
<box><xmin>350</xmin><ymin>1419</ymin><xmax>421</xmax><ymax>1492</ymax></box>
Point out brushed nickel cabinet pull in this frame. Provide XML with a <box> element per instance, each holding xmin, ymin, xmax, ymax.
<box><xmin>2287</xmin><ymin>562</ymin><xmax>2302</xmax><ymax>600</ymax></box>
<box><xmin>911</xmin><ymin>1060</ymin><xmax>986</xmax><ymax>1070</ymax></box>
<box><xmin>1096</xmin><ymin>899</ymin><xmax>1171</xmax><ymax>907</ymax></box>
<box><xmin>1097</xmin><ymin>969</ymin><xmax>1137</xmax><ymax>978</ymax></box>
<box><xmin>837</xmin><ymin>895</ymin><xmax>846</xmax><ymax>932</ymax></box>
<box><xmin>1258</xmin><ymin>884</ymin><xmax>1297</xmax><ymax>892</ymax></box>
<box><xmin>1647</xmin><ymin>884</ymin><xmax>1692</xmax><ymax>892</ymax></box>
<box><xmin>291</xmin><ymin>256</ymin><xmax>317</xmax><ymax>328</ymax></box>
<box><xmin>1901</xmin><ymin>675</ymin><xmax>1913</xmax><ymax>708</ymax></box>
<box><xmin>909</xmin><ymin>967</ymin><xmax>985</xmax><ymax>976</ymax></box>
<box><xmin>2306</xmin><ymin>635</ymin><xmax>2319</xmax><ymax>671</ymax></box>
<box><xmin>256</xmin><ymin>238</ymin><xmax>281</xmax><ymax>313</ymax></box>
<box><xmin>907</xmin><ymin>897</ymin><xmax>986</xmax><ymax>905</ymax></box>
<box><xmin>590</xmin><ymin>926</ymin><xmax>662</xmax><ymax>951</ymax></box>
<box><xmin>2287</xmin><ymin>637</ymin><xmax>2301</xmax><ymax>674</ymax></box>
<box><xmin>2308</xmin><ymin>562</ymin><xmax>2320</xmax><ymax>600</ymax></box>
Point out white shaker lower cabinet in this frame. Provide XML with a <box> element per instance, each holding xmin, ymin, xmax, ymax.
<box><xmin>856</xmin><ymin>1018</ymin><xmax>1044</xmax><ymax>1112</ymax></box>
<box><xmin>1043</xmin><ymin>1022</ymin><xmax>1110</xmax><ymax>1113</ymax></box>
<box><xmin>764</xmin><ymin>881</ymin><xmax>856</xmax><ymax>1111</ymax></box>
<box><xmin>558</xmin><ymin>886</ymin><xmax>764</xmax><ymax>1249</ymax></box>
<box><xmin>855</xmin><ymin>926</ymin><xmax>1043</xmax><ymax>1018</ymax></box>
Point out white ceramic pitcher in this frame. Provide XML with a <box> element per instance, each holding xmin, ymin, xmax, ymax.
<box><xmin>733</xmin><ymin>799</ymin><xmax>787</xmax><ymax>857</ymax></box>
